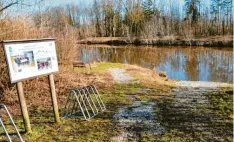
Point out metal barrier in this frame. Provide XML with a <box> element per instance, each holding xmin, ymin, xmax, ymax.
<box><xmin>62</xmin><ymin>85</ymin><xmax>106</xmax><ymax>120</ymax></box>
<box><xmin>0</xmin><ymin>104</ymin><xmax>24</xmax><ymax>142</ymax></box>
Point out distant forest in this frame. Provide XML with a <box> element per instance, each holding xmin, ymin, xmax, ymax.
<box><xmin>0</xmin><ymin>0</ymin><xmax>233</xmax><ymax>40</ymax></box>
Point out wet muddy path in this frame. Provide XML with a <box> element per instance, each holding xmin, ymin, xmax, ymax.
<box><xmin>112</xmin><ymin>101</ymin><xmax>164</xmax><ymax>141</ymax></box>
<box><xmin>112</xmin><ymin>87</ymin><xmax>233</xmax><ymax>142</ymax></box>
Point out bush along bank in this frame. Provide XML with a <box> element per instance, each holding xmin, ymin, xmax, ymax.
<box><xmin>78</xmin><ymin>37</ymin><xmax>233</xmax><ymax>47</ymax></box>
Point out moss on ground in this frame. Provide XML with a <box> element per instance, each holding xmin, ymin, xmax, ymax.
<box><xmin>204</xmin><ymin>90</ymin><xmax>233</xmax><ymax>118</ymax></box>
<box><xmin>156</xmin><ymin>89</ymin><xmax>233</xmax><ymax>142</ymax></box>
<box><xmin>1</xmin><ymin>83</ymin><xmax>231</xmax><ymax>141</ymax></box>
<box><xmin>0</xmin><ymin>83</ymin><xmax>162</xmax><ymax>141</ymax></box>
<box><xmin>1</xmin><ymin>62</ymin><xmax>232</xmax><ymax>141</ymax></box>
<box><xmin>0</xmin><ymin>62</ymin><xmax>172</xmax><ymax>141</ymax></box>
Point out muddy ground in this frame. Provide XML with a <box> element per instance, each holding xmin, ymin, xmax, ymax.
<box><xmin>111</xmin><ymin>86</ymin><xmax>233</xmax><ymax>142</ymax></box>
<box><xmin>0</xmin><ymin>64</ymin><xmax>232</xmax><ymax>141</ymax></box>
<box><xmin>0</xmin><ymin>83</ymin><xmax>232</xmax><ymax>142</ymax></box>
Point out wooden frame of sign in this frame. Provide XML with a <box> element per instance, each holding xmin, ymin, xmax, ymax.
<box><xmin>1</xmin><ymin>38</ymin><xmax>60</xmax><ymax>133</ymax></box>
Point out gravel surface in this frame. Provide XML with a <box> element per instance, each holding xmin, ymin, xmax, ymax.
<box><xmin>175</xmin><ymin>81</ymin><xmax>230</xmax><ymax>88</ymax></box>
<box><xmin>109</xmin><ymin>68</ymin><xmax>134</xmax><ymax>84</ymax></box>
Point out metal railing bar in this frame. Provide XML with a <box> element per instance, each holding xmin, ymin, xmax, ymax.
<box><xmin>85</xmin><ymin>87</ymin><xmax>99</xmax><ymax>114</ymax></box>
<box><xmin>81</xmin><ymin>88</ymin><xmax>96</xmax><ymax>115</ymax></box>
<box><xmin>0</xmin><ymin>104</ymin><xmax>24</xmax><ymax>142</ymax></box>
<box><xmin>71</xmin><ymin>90</ymin><xmax>87</xmax><ymax>120</ymax></box>
<box><xmin>91</xmin><ymin>85</ymin><xmax>106</xmax><ymax>110</ymax></box>
<box><xmin>0</xmin><ymin>118</ymin><xmax>12</xmax><ymax>142</ymax></box>
<box><xmin>88</xmin><ymin>86</ymin><xmax>103</xmax><ymax>111</ymax></box>
<box><xmin>76</xmin><ymin>89</ymin><xmax>91</xmax><ymax>119</ymax></box>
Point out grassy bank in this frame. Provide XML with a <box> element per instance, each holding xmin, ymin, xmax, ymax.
<box><xmin>0</xmin><ymin>62</ymin><xmax>172</xmax><ymax>141</ymax></box>
<box><xmin>1</xmin><ymin>62</ymin><xmax>171</xmax><ymax>116</ymax></box>
<box><xmin>21</xmin><ymin>83</ymin><xmax>147</xmax><ymax>141</ymax></box>
<box><xmin>0</xmin><ymin>82</ymin><xmax>171</xmax><ymax>142</ymax></box>
<box><xmin>0</xmin><ymin>62</ymin><xmax>232</xmax><ymax>141</ymax></box>
<box><xmin>78</xmin><ymin>36</ymin><xmax>233</xmax><ymax>47</ymax></box>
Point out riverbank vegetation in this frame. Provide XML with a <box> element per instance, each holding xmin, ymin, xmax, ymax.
<box><xmin>0</xmin><ymin>0</ymin><xmax>233</xmax><ymax>47</ymax></box>
<box><xmin>78</xmin><ymin>36</ymin><xmax>233</xmax><ymax>46</ymax></box>
<box><xmin>0</xmin><ymin>0</ymin><xmax>233</xmax><ymax>100</ymax></box>
<box><xmin>3</xmin><ymin>65</ymin><xmax>231</xmax><ymax>141</ymax></box>
<box><xmin>0</xmin><ymin>61</ymin><xmax>171</xmax><ymax>117</ymax></box>
<box><xmin>0</xmin><ymin>60</ymin><xmax>232</xmax><ymax>141</ymax></box>
<box><xmin>0</xmin><ymin>62</ymin><xmax>173</xmax><ymax>141</ymax></box>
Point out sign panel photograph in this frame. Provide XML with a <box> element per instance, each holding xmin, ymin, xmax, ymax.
<box><xmin>3</xmin><ymin>39</ymin><xmax>59</xmax><ymax>83</ymax></box>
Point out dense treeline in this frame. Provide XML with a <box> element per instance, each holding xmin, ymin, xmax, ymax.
<box><xmin>89</xmin><ymin>0</ymin><xmax>233</xmax><ymax>38</ymax></box>
<box><xmin>0</xmin><ymin>0</ymin><xmax>233</xmax><ymax>40</ymax></box>
<box><xmin>36</xmin><ymin>0</ymin><xmax>233</xmax><ymax>39</ymax></box>
<box><xmin>48</xmin><ymin>0</ymin><xmax>233</xmax><ymax>39</ymax></box>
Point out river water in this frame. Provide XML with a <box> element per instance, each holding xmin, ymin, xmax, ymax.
<box><xmin>79</xmin><ymin>45</ymin><xmax>233</xmax><ymax>83</ymax></box>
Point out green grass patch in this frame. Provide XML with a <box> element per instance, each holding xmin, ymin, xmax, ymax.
<box><xmin>74</xmin><ymin>62</ymin><xmax>126</xmax><ymax>72</ymax></box>
<box><xmin>204</xmin><ymin>90</ymin><xmax>233</xmax><ymax>118</ymax></box>
<box><xmin>11</xmin><ymin>83</ymin><xmax>148</xmax><ymax>141</ymax></box>
<box><xmin>161</xmin><ymin>129</ymin><xmax>192</xmax><ymax>142</ymax></box>
<box><xmin>0</xmin><ymin>82</ymin><xmax>172</xmax><ymax>141</ymax></box>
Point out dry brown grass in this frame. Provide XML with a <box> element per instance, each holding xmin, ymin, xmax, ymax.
<box><xmin>0</xmin><ymin>44</ymin><xmax>11</xmax><ymax>103</ymax></box>
<box><xmin>125</xmin><ymin>64</ymin><xmax>175</xmax><ymax>91</ymax></box>
<box><xmin>0</xmin><ymin>17</ymin><xmax>82</xmax><ymax>115</ymax></box>
<box><xmin>78</xmin><ymin>35</ymin><xmax>233</xmax><ymax>46</ymax></box>
<box><xmin>3</xmin><ymin>70</ymin><xmax>113</xmax><ymax>115</ymax></box>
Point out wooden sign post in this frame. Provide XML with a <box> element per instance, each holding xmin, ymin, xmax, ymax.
<box><xmin>48</xmin><ymin>74</ymin><xmax>60</xmax><ymax>123</ymax></box>
<box><xmin>16</xmin><ymin>82</ymin><xmax>32</xmax><ymax>133</ymax></box>
<box><xmin>2</xmin><ymin>39</ymin><xmax>60</xmax><ymax>132</ymax></box>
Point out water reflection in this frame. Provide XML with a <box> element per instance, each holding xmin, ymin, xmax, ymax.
<box><xmin>80</xmin><ymin>45</ymin><xmax>233</xmax><ymax>83</ymax></box>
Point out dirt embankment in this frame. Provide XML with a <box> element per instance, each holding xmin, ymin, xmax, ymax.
<box><xmin>78</xmin><ymin>36</ymin><xmax>233</xmax><ymax>47</ymax></box>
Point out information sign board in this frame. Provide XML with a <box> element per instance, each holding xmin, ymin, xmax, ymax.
<box><xmin>3</xmin><ymin>39</ymin><xmax>58</xmax><ymax>83</ymax></box>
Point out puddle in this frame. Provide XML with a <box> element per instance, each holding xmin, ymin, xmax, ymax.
<box><xmin>112</xmin><ymin>101</ymin><xmax>164</xmax><ymax>142</ymax></box>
